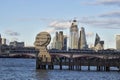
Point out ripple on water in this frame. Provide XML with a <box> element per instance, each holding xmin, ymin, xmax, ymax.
<box><xmin>0</xmin><ymin>58</ymin><xmax>120</xmax><ymax>80</ymax></box>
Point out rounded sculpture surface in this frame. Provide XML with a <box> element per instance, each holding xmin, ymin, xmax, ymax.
<box><xmin>34</xmin><ymin>32</ymin><xmax>51</xmax><ymax>48</ymax></box>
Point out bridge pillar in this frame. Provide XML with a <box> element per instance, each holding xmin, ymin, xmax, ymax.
<box><xmin>68</xmin><ymin>58</ymin><xmax>72</xmax><ymax>70</ymax></box>
<box><xmin>36</xmin><ymin>58</ymin><xmax>40</xmax><ymax>69</ymax></box>
<box><xmin>88</xmin><ymin>66</ymin><xmax>90</xmax><ymax>71</ymax></box>
<box><xmin>118</xmin><ymin>67</ymin><xmax>120</xmax><ymax>72</ymax></box>
<box><xmin>59</xmin><ymin>58</ymin><xmax>62</xmax><ymax>70</ymax></box>
<box><xmin>104</xmin><ymin>66</ymin><xmax>110</xmax><ymax>71</ymax></box>
<box><xmin>97</xmin><ymin>66</ymin><xmax>103</xmax><ymax>71</ymax></box>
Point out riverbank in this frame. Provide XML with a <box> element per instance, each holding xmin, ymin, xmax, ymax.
<box><xmin>0</xmin><ymin>55</ymin><xmax>35</xmax><ymax>59</ymax></box>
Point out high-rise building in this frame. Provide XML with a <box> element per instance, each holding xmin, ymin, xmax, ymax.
<box><xmin>63</xmin><ymin>36</ymin><xmax>67</xmax><ymax>50</ymax></box>
<box><xmin>69</xmin><ymin>20</ymin><xmax>79</xmax><ymax>49</ymax></box>
<box><xmin>78</xmin><ymin>27</ymin><xmax>88</xmax><ymax>49</ymax></box>
<box><xmin>0</xmin><ymin>34</ymin><xmax>2</xmax><ymax>53</ymax></box>
<box><xmin>52</xmin><ymin>31</ymin><xmax>67</xmax><ymax>50</ymax></box>
<box><xmin>2</xmin><ymin>38</ymin><xmax>6</xmax><ymax>45</ymax></box>
<box><xmin>54</xmin><ymin>31</ymin><xmax>64</xmax><ymax>50</ymax></box>
<box><xmin>116</xmin><ymin>35</ymin><xmax>120</xmax><ymax>50</ymax></box>
<box><xmin>94</xmin><ymin>33</ymin><xmax>104</xmax><ymax>50</ymax></box>
<box><xmin>51</xmin><ymin>37</ymin><xmax>56</xmax><ymax>49</ymax></box>
<box><xmin>0</xmin><ymin>34</ymin><xmax>2</xmax><ymax>45</ymax></box>
<box><xmin>94</xmin><ymin>33</ymin><xmax>100</xmax><ymax>47</ymax></box>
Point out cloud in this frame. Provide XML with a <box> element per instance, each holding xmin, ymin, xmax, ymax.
<box><xmin>86</xmin><ymin>32</ymin><xmax>94</xmax><ymax>37</ymax></box>
<box><xmin>5</xmin><ymin>30</ymin><xmax>20</xmax><ymax>36</ymax></box>
<box><xmin>11</xmin><ymin>37</ymin><xmax>19</xmax><ymax>41</ymax></box>
<box><xmin>99</xmin><ymin>11</ymin><xmax>120</xmax><ymax>17</ymax></box>
<box><xmin>79</xmin><ymin>17</ymin><xmax>120</xmax><ymax>29</ymax></box>
<box><xmin>49</xmin><ymin>21</ymin><xmax>71</xmax><ymax>30</ymax></box>
<box><xmin>83</xmin><ymin>0</ymin><xmax>120</xmax><ymax>6</ymax></box>
<box><xmin>43</xmin><ymin>28</ymin><xmax>55</xmax><ymax>34</ymax></box>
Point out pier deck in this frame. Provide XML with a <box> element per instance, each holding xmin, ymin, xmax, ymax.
<box><xmin>36</xmin><ymin>52</ymin><xmax>120</xmax><ymax>71</ymax></box>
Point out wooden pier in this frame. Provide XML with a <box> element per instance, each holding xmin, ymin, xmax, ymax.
<box><xmin>36</xmin><ymin>53</ymin><xmax>120</xmax><ymax>71</ymax></box>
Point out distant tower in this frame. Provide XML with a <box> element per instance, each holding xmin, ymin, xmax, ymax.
<box><xmin>78</xmin><ymin>27</ymin><xmax>88</xmax><ymax>49</ymax></box>
<box><xmin>94</xmin><ymin>33</ymin><xmax>100</xmax><ymax>47</ymax></box>
<box><xmin>0</xmin><ymin>34</ymin><xmax>2</xmax><ymax>53</ymax></box>
<box><xmin>69</xmin><ymin>20</ymin><xmax>79</xmax><ymax>49</ymax></box>
<box><xmin>116</xmin><ymin>35</ymin><xmax>120</xmax><ymax>50</ymax></box>
<box><xmin>2</xmin><ymin>38</ymin><xmax>6</xmax><ymax>45</ymax></box>
<box><xmin>63</xmin><ymin>36</ymin><xmax>67</xmax><ymax>50</ymax></box>
<box><xmin>51</xmin><ymin>37</ymin><xmax>56</xmax><ymax>49</ymax></box>
<box><xmin>55</xmin><ymin>31</ymin><xmax>64</xmax><ymax>50</ymax></box>
<box><xmin>55</xmin><ymin>32</ymin><xmax>59</xmax><ymax>49</ymax></box>
<box><xmin>94</xmin><ymin>33</ymin><xmax>104</xmax><ymax>50</ymax></box>
<box><xmin>0</xmin><ymin>34</ymin><xmax>2</xmax><ymax>45</ymax></box>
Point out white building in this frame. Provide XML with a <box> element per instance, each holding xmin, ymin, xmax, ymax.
<box><xmin>116</xmin><ymin>35</ymin><xmax>120</xmax><ymax>50</ymax></box>
<box><xmin>69</xmin><ymin>20</ymin><xmax>79</xmax><ymax>49</ymax></box>
<box><xmin>10</xmin><ymin>41</ymin><xmax>24</xmax><ymax>47</ymax></box>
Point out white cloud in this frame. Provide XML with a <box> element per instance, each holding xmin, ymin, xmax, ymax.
<box><xmin>11</xmin><ymin>37</ymin><xmax>19</xmax><ymax>42</ymax></box>
<box><xmin>86</xmin><ymin>32</ymin><xmax>94</xmax><ymax>37</ymax></box>
<box><xmin>99</xmin><ymin>11</ymin><xmax>120</xmax><ymax>17</ymax></box>
<box><xmin>5</xmin><ymin>30</ymin><xmax>20</xmax><ymax>36</ymax></box>
<box><xmin>83</xmin><ymin>0</ymin><xmax>120</xmax><ymax>6</ymax></box>
<box><xmin>49</xmin><ymin>21</ymin><xmax>71</xmax><ymax>30</ymax></box>
<box><xmin>79</xmin><ymin>17</ymin><xmax>120</xmax><ymax>29</ymax></box>
<box><xmin>43</xmin><ymin>28</ymin><xmax>55</xmax><ymax>34</ymax></box>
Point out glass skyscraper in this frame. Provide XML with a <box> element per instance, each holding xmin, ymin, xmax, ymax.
<box><xmin>69</xmin><ymin>20</ymin><xmax>79</xmax><ymax>49</ymax></box>
<box><xmin>78</xmin><ymin>27</ymin><xmax>88</xmax><ymax>49</ymax></box>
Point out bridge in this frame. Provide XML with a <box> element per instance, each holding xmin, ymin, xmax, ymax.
<box><xmin>0</xmin><ymin>53</ymin><xmax>36</xmax><ymax>58</ymax></box>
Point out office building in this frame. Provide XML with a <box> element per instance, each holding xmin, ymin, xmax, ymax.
<box><xmin>0</xmin><ymin>34</ymin><xmax>2</xmax><ymax>53</ymax></box>
<box><xmin>78</xmin><ymin>27</ymin><xmax>88</xmax><ymax>49</ymax></box>
<box><xmin>116</xmin><ymin>35</ymin><xmax>120</xmax><ymax>50</ymax></box>
<box><xmin>10</xmin><ymin>41</ymin><xmax>24</xmax><ymax>47</ymax></box>
<box><xmin>94</xmin><ymin>33</ymin><xmax>104</xmax><ymax>50</ymax></box>
<box><xmin>63</xmin><ymin>36</ymin><xmax>67</xmax><ymax>50</ymax></box>
<box><xmin>2</xmin><ymin>38</ymin><xmax>6</xmax><ymax>45</ymax></box>
<box><xmin>94</xmin><ymin>33</ymin><xmax>100</xmax><ymax>47</ymax></box>
<box><xmin>0</xmin><ymin>34</ymin><xmax>2</xmax><ymax>45</ymax></box>
<box><xmin>69</xmin><ymin>20</ymin><xmax>79</xmax><ymax>49</ymax></box>
<box><xmin>55</xmin><ymin>31</ymin><xmax>64</xmax><ymax>50</ymax></box>
<box><xmin>51</xmin><ymin>31</ymin><xmax>67</xmax><ymax>50</ymax></box>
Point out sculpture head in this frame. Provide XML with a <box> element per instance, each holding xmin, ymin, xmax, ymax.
<box><xmin>34</xmin><ymin>32</ymin><xmax>51</xmax><ymax>49</ymax></box>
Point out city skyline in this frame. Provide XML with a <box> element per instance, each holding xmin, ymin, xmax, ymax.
<box><xmin>0</xmin><ymin>0</ymin><xmax>120</xmax><ymax>49</ymax></box>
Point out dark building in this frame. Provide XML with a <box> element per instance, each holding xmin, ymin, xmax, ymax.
<box><xmin>78</xmin><ymin>27</ymin><xmax>88</xmax><ymax>49</ymax></box>
<box><xmin>62</xmin><ymin>36</ymin><xmax>67</xmax><ymax>50</ymax></box>
<box><xmin>94</xmin><ymin>33</ymin><xmax>100</xmax><ymax>47</ymax></box>
<box><xmin>94</xmin><ymin>33</ymin><xmax>104</xmax><ymax>50</ymax></box>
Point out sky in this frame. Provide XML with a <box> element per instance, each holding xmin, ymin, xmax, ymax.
<box><xmin>0</xmin><ymin>0</ymin><xmax>120</xmax><ymax>49</ymax></box>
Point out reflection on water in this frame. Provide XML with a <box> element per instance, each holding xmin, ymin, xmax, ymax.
<box><xmin>0</xmin><ymin>58</ymin><xmax>120</xmax><ymax>80</ymax></box>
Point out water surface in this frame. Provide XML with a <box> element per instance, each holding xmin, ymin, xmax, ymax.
<box><xmin>0</xmin><ymin>58</ymin><xmax>120</xmax><ymax>80</ymax></box>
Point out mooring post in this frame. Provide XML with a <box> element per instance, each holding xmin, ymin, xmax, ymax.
<box><xmin>68</xmin><ymin>58</ymin><xmax>71</xmax><ymax>70</ymax></box>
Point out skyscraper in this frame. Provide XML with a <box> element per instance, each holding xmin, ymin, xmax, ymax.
<box><xmin>54</xmin><ymin>31</ymin><xmax>64</xmax><ymax>50</ymax></box>
<box><xmin>63</xmin><ymin>36</ymin><xmax>67</xmax><ymax>50</ymax></box>
<box><xmin>78</xmin><ymin>27</ymin><xmax>88</xmax><ymax>49</ymax></box>
<box><xmin>94</xmin><ymin>33</ymin><xmax>100</xmax><ymax>47</ymax></box>
<box><xmin>69</xmin><ymin>20</ymin><xmax>79</xmax><ymax>49</ymax></box>
<box><xmin>116</xmin><ymin>35</ymin><xmax>120</xmax><ymax>50</ymax></box>
<box><xmin>2</xmin><ymin>38</ymin><xmax>6</xmax><ymax>45</ymax></box>
<box><xmin>94</xmin><ymin>33</ymin><xmax>104</xmax><ymax>50</ymax></box>
<box><xmin>0</xmin><ymin>34</ymin><xmax>2</xmax><ymax>53</ymax></box>
<box><xmin>0</xmin><ymin>34</ymin><xmax>2</xmax><ymax>45</ymax></box>
<box><xmin>51</xmin><ymin>31</ymin><xmax>67</xmax><ymax>50</ymax></box>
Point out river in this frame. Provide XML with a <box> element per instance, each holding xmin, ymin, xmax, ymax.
<box><xmin>0</xmin><ymin>58</ymin><xmax>120</xmax><ymax>80</ymax></box>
